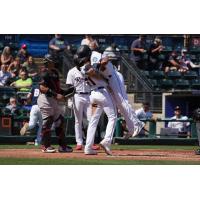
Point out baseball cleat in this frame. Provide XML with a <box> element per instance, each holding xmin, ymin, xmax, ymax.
<box><xmin>42</xmin><ymin>146</ymin><xmax>56</xmax><ymax>153</ymax></box>
<box><xmin>75</xmin><ymin>145</ymin><xmax>83</xmax><ymax>150</ymax></box>
<box><xmin>92</xmin><ymin>144</ymin><xmax>100</xmax><ymax>150</ymax></box>
<box><xmin>58</xmin><ymin>145</ymin><xmax>73</xmax><ymax>153</ymax></box>
<box><xmin>20</xmin><ymin>122</ymin><xmax>29</xmax><ymax>136</ymax></box>
<box><xmin>84</xmin><ymin>149</ymin><xmax>97</xmax><ymax>155</ymax></box>
<box><xmin>99</xmin><ymin>140</ymin><xmax>112</xmax><ymax>156</ymax></box>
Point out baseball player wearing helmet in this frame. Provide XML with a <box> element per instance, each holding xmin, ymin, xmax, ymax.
<box><xmin>90</xmin><ymin>51</ymin><xmax>145</xmax><ymax>139</ymax></box>
<box><xmin>37</xmin><ymin>54</ymin><xmax>75</xmax><ymax>153</ymax></box>
<box><xmin>66</xmin><ymin>45</ymin><xmax>92</xmax><ymax>150</ymax></box>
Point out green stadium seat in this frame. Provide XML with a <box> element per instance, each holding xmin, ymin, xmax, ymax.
<box><xmin>167</xmin><ymin>71</ymin><xmax>182</xmax><ymax>79</ymax></box>
<box><xmin>160</xmin><ymin>79</ymin><xmax>174</xmax><ymax>90</ymax></box>
<box><xmin>183</xmin><ymin>70</ymin><xmax>198</xmax><ymax>79</ymax></box>
<box><xmin>150</xmin><ymin>70</ymin><xmax>165</xmax><ymax>79</ymax></box>
<box><xmin>148</xmin><ymin>79</ymin><xmax>160</xmax><ymax>89</ymax></box>
<box><xmin>175</xmin><ymin>79</ymin><xmax>190</xmax><ymax>89</ymax></box>
<box><xmin>191</xmin><ymin>79</ymin><xmax>200</xmax><ymax>89</ymax></box>
<box><xmin>143</xmin><ymin>70</ymin><xmax>150</xmax><ymax>78</ymax></box>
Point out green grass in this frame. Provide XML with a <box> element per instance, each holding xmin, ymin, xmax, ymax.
<box><xmin>0</xmin><ymin>157</ymin><xmax>200</xmax><ymax>165</ymax></box>
<box><xmin>0</xmin><ymin>144</ymin><xmax>197</xmax><ymax>150</ymax></box>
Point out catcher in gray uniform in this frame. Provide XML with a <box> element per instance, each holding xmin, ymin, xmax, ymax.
<box><xmin>37</xmin><ymin>54</ymin><xmax>75</xmax><ymax>153</ymax></box>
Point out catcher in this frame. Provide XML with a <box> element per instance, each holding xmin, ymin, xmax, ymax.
<box><xmin>37</xmin><ymin>54</ymin><xmax>75</xmax><ymax>153</ymax></box>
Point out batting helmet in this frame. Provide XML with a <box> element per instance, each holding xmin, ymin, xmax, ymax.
<box><xmin>73</xmin><ymin>45</ymin><xmax>92</xmax><ymax>69</ymax></box>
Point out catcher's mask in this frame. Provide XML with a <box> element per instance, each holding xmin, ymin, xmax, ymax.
<box><xmin>74</xmin><ymin>45</ymin><xmax>92</xmax><ymax>68</ymax></box>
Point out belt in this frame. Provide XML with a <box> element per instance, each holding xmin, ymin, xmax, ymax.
<box><xmin>92</xmin><ymin>86</ymin><xmax>105</xmax><ymax>91</ymax></box>
<box><xmin>75</xmin><ymin>92</ymin><xmax>90</xmax><ymax>95</ymax></box>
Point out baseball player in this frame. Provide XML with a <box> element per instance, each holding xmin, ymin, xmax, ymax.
<box><xmin>74</xmin><ymin>45</ymin><xmax>117</xmax><ymax>155</ymax></box>
<box><xmin>20</xmin><ymin>83</ymin><xmax>42</xmax><ymax>146</ymax></box>
<box><xmin>37</xmin><ymin>54</ymin><xmax>75</xmax><ymax>153</ymax></box>
<box><xmin>91</xmin><ymin>51</ymin><xmax>145</xmax><ymax>139</ymax></box>
<box><xmin>66</xmin><ymin>51</ymin><xmax>91</xmax><ymax>150</ymax></box>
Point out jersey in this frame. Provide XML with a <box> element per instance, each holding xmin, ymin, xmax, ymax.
<box><xmin>40</xmin><ymin>68</ymin><xmax>61</xmax><ymax>94</ymax></box>
<box><xmin>30</xmin><ymin>85</ymin><xmax>40</xmax><ymax>105</ymax></box>
<box><xmin>66</xmin><ymin>67</ymin><xmax>91</xmax><ymax>93</ymax></box>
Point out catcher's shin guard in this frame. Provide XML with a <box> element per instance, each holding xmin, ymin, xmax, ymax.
<box><xmin>55</xmin><ymin>115</ymin><xmax>66</xmax><ymax>147</ymax></box>
<box><xmin>41</xmin><ymin>116</ymin><xmax>54</xmax><ymax>148</ymax></box>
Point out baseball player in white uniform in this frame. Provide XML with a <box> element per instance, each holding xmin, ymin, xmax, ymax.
<box><xmin>81</xmin><ymin>62</ymin><xmax>117</xmax><ymax>155</ymax></box>
<box><xmin>91</xmin><ymin>51</ymin><xmax>145</xmax><ymax>139</ymax></box>
<box><xmin>66</xmin><ymin>66</ymin><xmax>91</xmax><ymax>150</ymax></box>
<box><xmin>73</xmin><ymin>45</ymin><xmax>117</xmax><ymax>155</ymax></box>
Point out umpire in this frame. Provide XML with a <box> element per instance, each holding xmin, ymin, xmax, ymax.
<box><xmin>37</xmin><ymin>54</ymin><xmax>74</xmax><ymax>153</ymax></box>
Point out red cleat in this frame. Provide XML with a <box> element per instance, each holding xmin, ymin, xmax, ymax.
<box><xmin>92</xmin><ymin>144</ymin><xmax>100</xmax><ymax>150</ymax></box>
<box><xmin>75</xmin><ymin>145</ymin><xmax>83</xmax><ymax>150</ymax></box>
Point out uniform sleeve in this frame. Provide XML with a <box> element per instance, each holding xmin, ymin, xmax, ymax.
<box><xmin>49</xmin><ymin>38</ymin><xmax>55</xmax><ymax>46</ymax></box>
<box><xmin>66</xmin><ymin>70</ymin><xmax>74</xmax><ymax>85</ymax></box>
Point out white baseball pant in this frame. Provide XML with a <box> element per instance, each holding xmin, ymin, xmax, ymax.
<box><xmin>29</xmin><ymin>105</ymin><xmax>43</xmax><ymax>143</ymax></box>
<box><xmin>85</xmin><ymin>88</ymin><xmax>117</xmax><ymax>150</ymax></box>
<box><xmin>109</xmin><ymin>71</ymin><xmax>141</xmax><ymax>133</ymax></box>
<box><xmin>73</xmin><ymin>93</ymin><xmax>91</xmax><ymax>145</ymax></box>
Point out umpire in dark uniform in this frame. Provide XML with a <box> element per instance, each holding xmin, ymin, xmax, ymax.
<box><xmin>37</xmin><ymin>54</ymin><xmax>75</xmax><ymax>153</ymax></box>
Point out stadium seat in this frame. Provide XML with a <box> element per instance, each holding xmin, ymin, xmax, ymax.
<box><xmin>160</xmin><ymin>79</ymin><xmax>174</xmax><ymax>90</ymax></box>
<box><xmin>183</xmin><ymin>70</ymin><xmax>198</xmax><ymax>79</ymax></box>
<box><xmin>167</xmin><ymin>71</ymin><xmax>182</xmax><ymax>79</ymax></box>
<box><xmin>175</xmin><ymin>79</ymin><xmax>190</xmax><ymax>89</ymax></box>
<box><xmin>150</xmin><ymin>70</ymin><xmax>165</xmax><ymax>79</ymax></box>
<box><xmin>148</xmin><ymin>79</ymin><xmax>160</xmax><ymax>89</ymax></box>
<box><xmin>143</xmin><ymin>70</ymin><xmax>150</xmax><ymax>78</ymax></box>
<box><xmin>191</xmin><ymin>79</ymin><xmax>200</xmax><ymax>89</ymax></box>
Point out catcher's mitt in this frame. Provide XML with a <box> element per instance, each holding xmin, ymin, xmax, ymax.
<box><xmin>62</xmin><ymin>84</ymin><xmax>76</xmax><ymax>99</ymax></box>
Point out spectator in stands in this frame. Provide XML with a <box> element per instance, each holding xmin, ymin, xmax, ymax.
<box><xmin>49</xmin><ymin>34</ymin><xmax>70</xmax><ymax>71</ymax></box>
<box><xmin>81</xmin><ymin>35</ymin><xmax>99</xmax><ymax>51</ymax></box>
<box><xmin>6</xmin><ymin>97</ymin><xmax>20</xmax><ymax>114</ymax></box>
<box><xmin>163</xmin><ymin>51</ymin><xmax>182</xmax><ymax>73</ymax></box>
<box><xmin>148</xmin><ymin>37</ymin><xmax>165</xmax><ymax>70</ymax></box>
<box><xmin>0</xmin><ymin>64</ymin><xmax>12</xmax><ymax>86</ymax></box>
<box><xmin>8</xmin><ymin>57</ymin><xmax>22</xmax><ymax>78</ymax></box>
<box><xmin>167</xmin><ymin>106</ymin><xmax>190</xmax><ymax>138</ymax></box>
<box><xmin>22</xmin><ymin>56</ymin><xmax>38</xmax><ymax>78</ymax></box>
<box><xmin>135</xmin><ymin>102</ymin><xmax>153</xmax><ymax>137</ymax></box>
<box><xmin>177</xmin><ymin>49</ymin><xmax>190</xmax><ymax>73</ymax></box>
<box><xmin>130</xmin><ymin>35</ymin><xmax>147</xmax><ymax>69</ymax></box>
<box><xmin>1</xmin><ymin>46</ymin><xmax>13</xmax><ymax>66</ymax></box>
<box><xmin>10</xmin><ymin>69</ymin><xmax>32</xmax><ymax>92</ymax></box>
<box><xmin>136</xmin><ymin>102</ymin><xmax>153</xmax><ymax>119</ymax></box>
<box><xmin>17</xmin><ymin>44</ymin><xmax>29</xmax><ymax>64</ymax></box>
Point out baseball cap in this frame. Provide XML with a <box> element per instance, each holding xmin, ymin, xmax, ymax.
<box><xmin>174</xmin><ymin>106</ymin><xmax>181</xmax><ymax>111</ymax></box>
<box><xmin>21</xmin><ymin>44</ymin><xmax>27</xmax><ymax>49</ymax></box>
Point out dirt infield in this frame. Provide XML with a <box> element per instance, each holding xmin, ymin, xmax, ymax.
<box><xmin>0</xmin><ymin>148</ymin><xmax>200</xmax><ymax>162</ymax></box>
